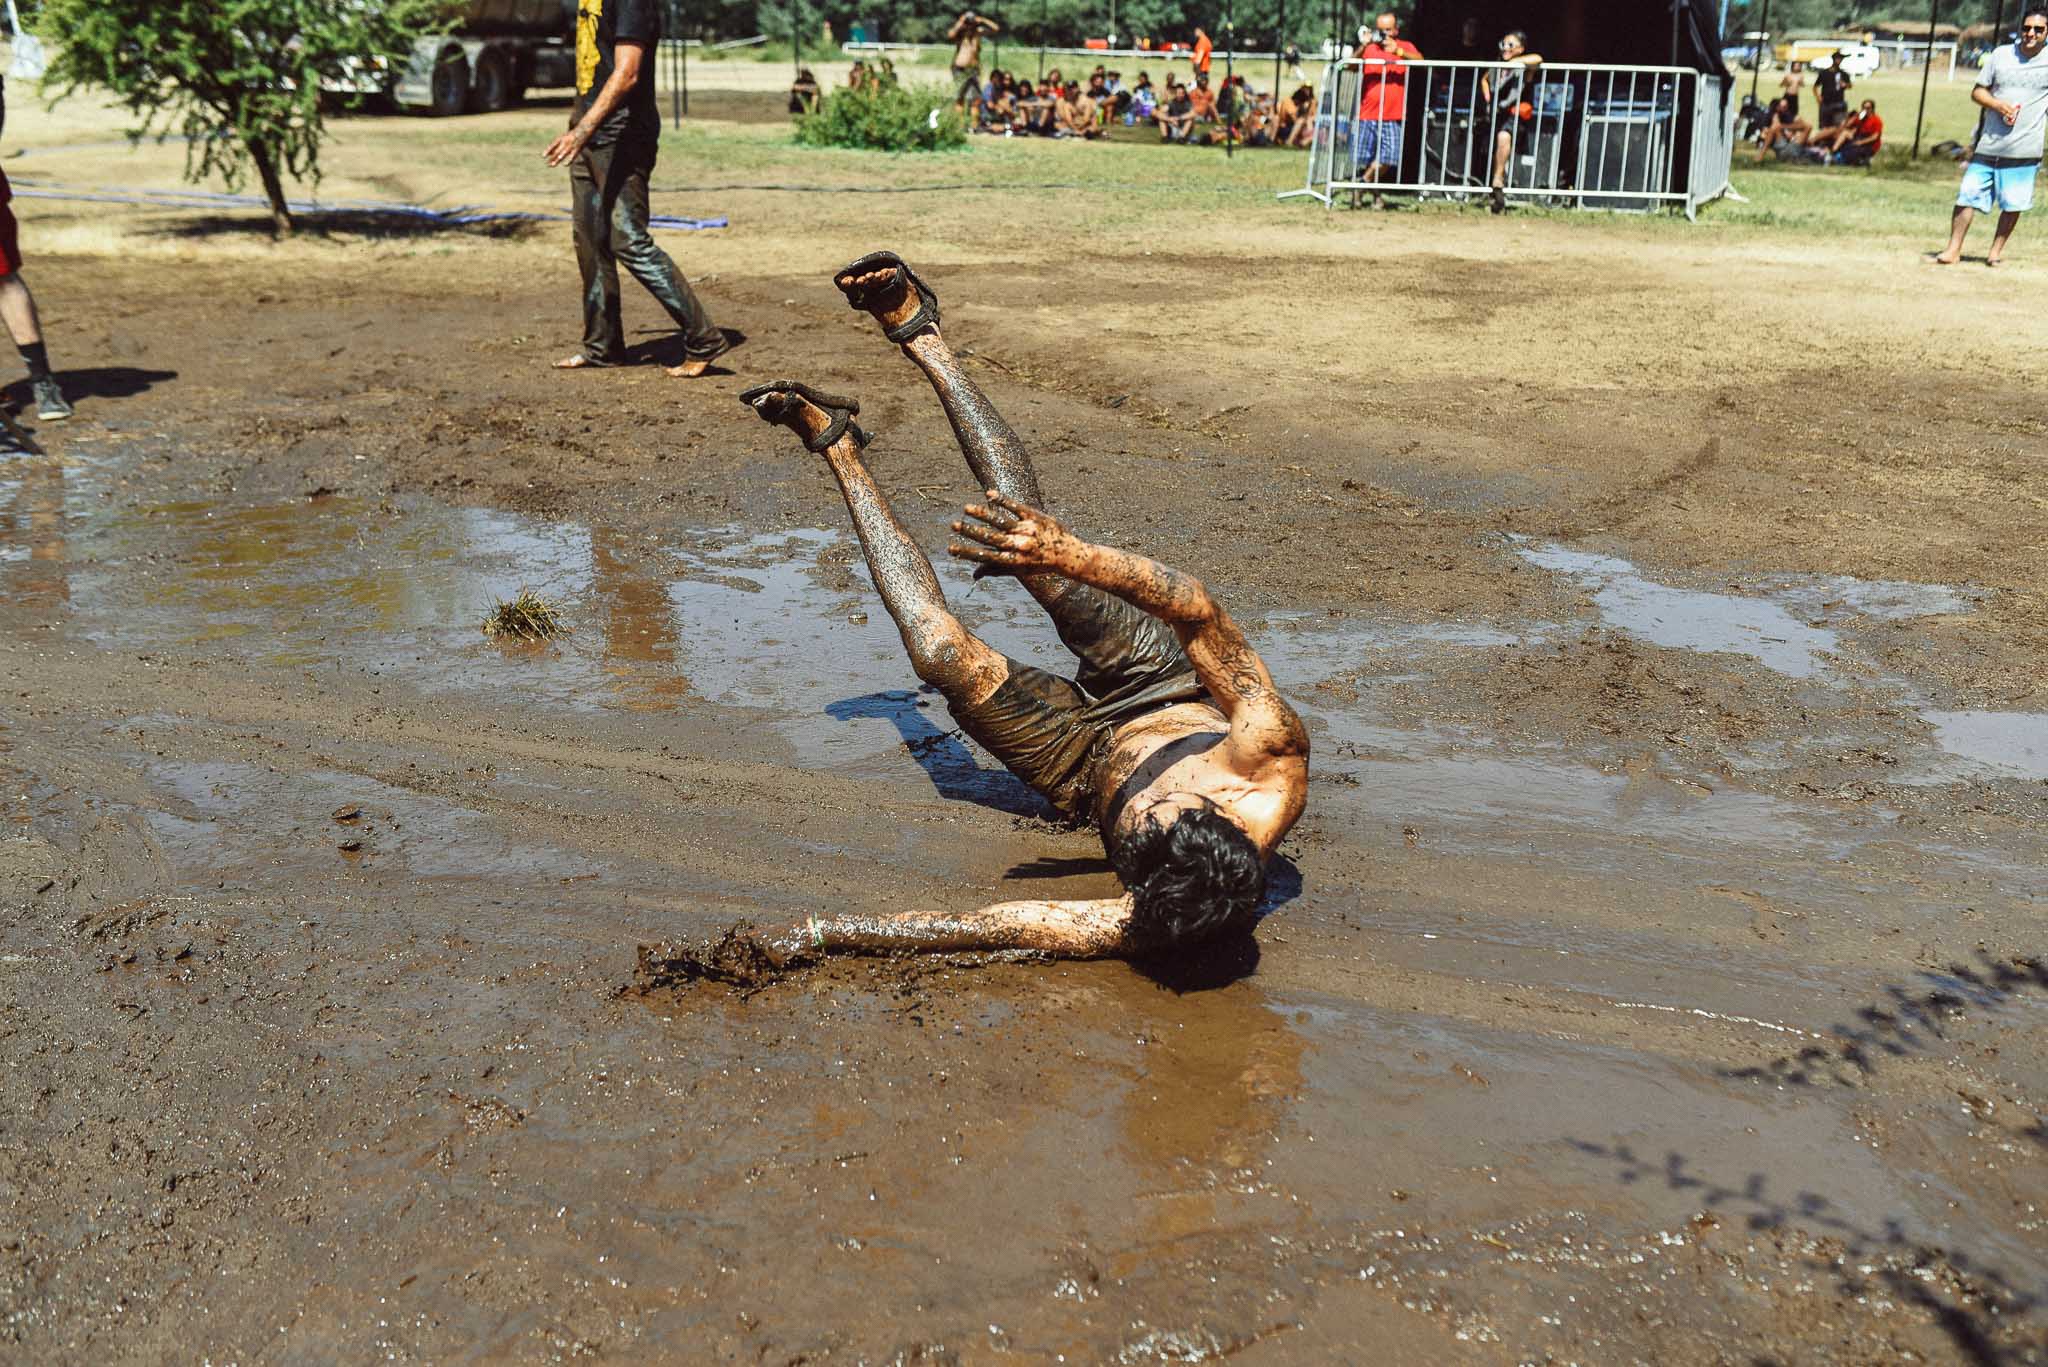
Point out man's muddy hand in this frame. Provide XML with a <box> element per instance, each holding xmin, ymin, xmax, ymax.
<box><xmin>948</xmin><ymin>491</ymin><xmax>1085</xmax><ymax>576</ymax></box>
<box><xmin>544</xmin><ymin>126</ymin><xmax>590</xmax><ymax>167</ymax></box>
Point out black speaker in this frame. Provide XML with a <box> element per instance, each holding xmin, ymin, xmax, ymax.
<box><xmin>1582</xmin><ymin>106</ymin><xmax>1674</xmax><ymax>211</ymax></box>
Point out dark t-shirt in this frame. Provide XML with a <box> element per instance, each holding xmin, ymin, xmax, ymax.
<box><xmin>1812</xmin><ymin>66</ymin><xmax>1849</xmax><ymax>109</ymax></box>
<box><xmin>575</xmin><ymin>0</ymin><xmax>662</xmax><ymax>147</ymax></box>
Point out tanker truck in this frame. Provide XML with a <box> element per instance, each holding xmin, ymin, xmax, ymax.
<box><xmin>392</xmin><ymin>0</ymin><xmax>581</xmax><ymax>115</ymax></box>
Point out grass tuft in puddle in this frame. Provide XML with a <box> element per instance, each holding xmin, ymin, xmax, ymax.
<box><xmin>481</xmin><ymin>589</ymin><xmax>567</xmax><ymax>642</ymax></box>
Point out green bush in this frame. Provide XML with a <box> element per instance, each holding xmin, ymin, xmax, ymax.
<box><xmin>795</xmin><ymin>82</ymin><xmax>968</xmax><ymax>152</ymax></box>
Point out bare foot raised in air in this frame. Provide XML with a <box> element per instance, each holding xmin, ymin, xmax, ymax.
<box><xmin>739</xmin><ymin>379</ymin><xmax>869</xmax><ymax>454</ymax></box>
<box><xmin>832</xmin><ymin>251</ymin><xmax>942</xmax><ymax>345</ymax></box>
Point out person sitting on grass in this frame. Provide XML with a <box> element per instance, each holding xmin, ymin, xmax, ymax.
<box><xmin>847</xmin><ymin>60</ymin><xmax>870</xmax><ymax>91</ymax></box>
<box><xmin>1756</xmin><ymin>93</ymin><xmax>1810</xmax><ymax>158</ymax></box>
<box><xmin>720</xmin><ymin>252</ymin><xmax>1309</xmax><ymax>969</ymax></box>
<box><xmin>1239</xmin><ymin>88</ymin><xmax>1267</xmax><ymax>145</ymax></box>
<box><xmin>1128</xmin><ymin>72</ymin><xmax>1158</xmax><ymax>123</ymax></box>
<box><xmin>981</xmin><ymin>75</ymin><xmax>1017</xmax><ymax>132</ymax></box>
<box><xmin>1055</xmin><ymin>80</ymin><xmax>1104</xmax><ymax>138</ymax></box>
<box><xmin>1086</xmin><ymin>71</ymin><xmax>1114</xmax><ymax>125</ymax></box>
<box><xmin>1156</xmin><ymin>81</ymin><xmax>1196</xmax><ymax>142</ymax></box>
<box><xmin>1278</xmin><ymin>84</ymin><xmax>1316</xmax><ymax>148</ymax></box>
<box><xmin>1818</xmin><ymin>98</ymin><xmax>1882</xmax><ymax>165</ymax></box>
<box><xmin>1024</xmin><ymin>81</ymin><xmax>1060</xmax><ymax>135</ymax></box>
<box><xmin>1188</xmin><ymin>72</ymin><xmax>1219</xmax><ymax>127</ymax></box>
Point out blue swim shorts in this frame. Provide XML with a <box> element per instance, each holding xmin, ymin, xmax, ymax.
<box><xmin>1957</xmin><ymin>156</ymin><xmax>2038</xmax><ymax>213</ymax></box>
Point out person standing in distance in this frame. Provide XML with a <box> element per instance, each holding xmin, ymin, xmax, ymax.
<box><xmin>1353</xmin><ymin>11</ymin><xmax>1422</xmax><ymax>210</ymax></box>
<box><xmin>545</xmin><ymin>0</ymin><xmax>726</xmax><ymax>376</ymax></box>
<box><xmin>948</xmin><ymin>11</ymin><xmax>1001</xmax><ymax>113</ymax></box>
<box><xmin>0</xmin><ymin>76</ymin><xmax>71</xmax><ymax>421</ymax></box>
<box><xmin>1935</xmin><ymin>8</ymin><xmax>2048</xmax><ymax>267</ymax></box>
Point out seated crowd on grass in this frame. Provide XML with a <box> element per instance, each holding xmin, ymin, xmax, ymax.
<box><xmin>964</xmin><ymin>64</ymin><xmax>1317</xmax><ymax>147</ymax></box>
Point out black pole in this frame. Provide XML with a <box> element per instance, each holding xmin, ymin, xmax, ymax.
<box><xmin>1990</xmin><ymin>0</ymin><xmax>2006</xmax><ymax>53</ymax></box>
<box><xmin>680</xmin><ymin>25</ymin><xmax>689</xmax><ymax>115</ymax></box>
<box><xmin>1669</xmin><ymin>0</ymin><xmax>1681</xmax><ymax>68</ymax></box>
<box><xmin>1224</xmin><ymin>11</ymin><xmax>1235</xmax><ymax>157</ymax></box>
<box><xmin>1039</xmin><ymin>0</ymin><xmax>1047</xmax><ymax>80</ymax></box>
<box><xmin>1750</xmin><ymin>0</ymin><xmax>1767</xmax><ymax>102</ymax></box>
<box><xmin>1274</xmin><ymin>0</ymin><xmax>1283</xmax><ymax>98</ymax></box>
<box><xmin>1913</xmin><ymin>0</ymin><xmax>1939</xmax><ymax>157</ymax></box>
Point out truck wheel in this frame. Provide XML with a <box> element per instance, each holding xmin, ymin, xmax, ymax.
<box><xmin>428</xmin><ymin>49</ymin><xmax>470</xmax><ymax>117</ymax></box>
<box><xmin>470</xmin><ymin>49</ymin><xmax>519</xmax><ymax>113</ymax></box>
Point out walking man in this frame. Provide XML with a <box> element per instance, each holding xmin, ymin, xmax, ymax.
<box><xmin>1936</xmin><ymin>8</ymin><xmax>2048</xmax><ymax>267</ymax></box>
<box><xmin>728</xmin><ymin>253</ymin><xmax>1309</xmax><ymax>964</ymax></box>
<box><xmin>545</xmin><ymin>0</ymin><xmax>725</xmax><ymax>376</ymax></box>
<box><xmin>948</xmin><ymin>10</ymin><xmax>1001</xmax><ymax>112</ymax></box>
<box><xmin>0</xmin><ymin>77</ymin><xmax>70</xmax><ymax>422</ymax></box>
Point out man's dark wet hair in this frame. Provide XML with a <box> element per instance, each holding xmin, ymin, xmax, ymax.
<box><xmin>1111</xmin><ymin>807</ymin><xmax>1265</xmax><ymax>949</ymax></box>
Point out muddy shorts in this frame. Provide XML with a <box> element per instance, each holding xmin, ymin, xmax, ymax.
<box><xmin>0</xmin><ymin>171</ymin><xmax>19</xmax><ymax>278</ymax></box>
<box><xmin>944</xmin><ymin>584</ymin><xmax>1208</xmax><ymax>823</ymax></box>
<box><xmin>954</xmin><ymin>63</ymin><xmax>984</xmax><ymax>104</ymax></box>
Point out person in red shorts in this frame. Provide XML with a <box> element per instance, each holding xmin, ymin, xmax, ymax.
<box><xmin>0</xmin><ymin>79</ymin><xmax>72</xmax><ymax>422</ymax></box>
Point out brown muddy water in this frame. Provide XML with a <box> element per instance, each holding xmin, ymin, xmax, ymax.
<box><xmin>2</xmin><ymin>440</ymin><xmax>2044</xmax><ymax>1363</ymax></box>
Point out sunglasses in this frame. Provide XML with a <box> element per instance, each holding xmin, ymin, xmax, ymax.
<box><xmin>2025</xmin><ymin>23</ymin><xmax>2048</xmax><ymax>31</ymax></box>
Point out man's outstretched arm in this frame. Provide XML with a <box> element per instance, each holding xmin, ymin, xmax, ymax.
<box><xmin>766</xmin><ymin>896</ymin><xmax>1136</xmax><ymax>958</ymax></box>
<box><xmin>949</xmin><ymin>492</ymin><xmax>1309</xmax><ymax>768</ymax></box>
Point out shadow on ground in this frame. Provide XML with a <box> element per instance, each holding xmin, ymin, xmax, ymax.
<box><xmin>826</xmin><ymin>688</ymin><xmax>1051</xmax><ymax>819</ymax></box>
<box><xmin>1720</xmin><ymin>950</ymin><xmax>2048</xmax><ymax>1094</ymax></box>
<box><xmin>1569</xmin><ymin>1139</ymin><xmax>2044</xmax><ymax>1366</ymax></box>
<box><xmin>157</xmin><ymin>210</ymin><xmax>546</xmax><ymax>242</ymax></box>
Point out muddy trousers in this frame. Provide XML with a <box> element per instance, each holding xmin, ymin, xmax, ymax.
<box><xmin>569</xmin><ymin>138</ymin><xmax>722</xmax><ymax>364</ymax></box>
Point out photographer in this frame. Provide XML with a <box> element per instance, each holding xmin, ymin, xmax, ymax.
<box><xmin>949</xmin><ymin>10</ymin><xmax>1002</xmax><ymax>112</ymax></box>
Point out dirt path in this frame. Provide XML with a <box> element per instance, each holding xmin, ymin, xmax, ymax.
<box><xmin>3</xmin><ymin>117</ymin><xmax>2045</xmax><ymax>1362</ymax></box>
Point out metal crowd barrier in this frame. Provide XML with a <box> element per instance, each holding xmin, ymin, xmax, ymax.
<box><xmin>1282</xmin><ymin>57</ymin><xmax>1734</xmax><ymax>219</ymax></box>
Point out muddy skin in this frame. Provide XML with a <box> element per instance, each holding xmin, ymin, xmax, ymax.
<box><xmin>748</xmin><ymin>385</ymin><xmax>1007</xmax><ymax>705</ymax></box>
<box><xmin>634</xmin><ymin>915</ymin><xmax>1071</xmax><ymax>998</ymax></box>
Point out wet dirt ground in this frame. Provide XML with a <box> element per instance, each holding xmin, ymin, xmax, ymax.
<box><xmin>4</xmin><ymin>101</ymin><xmax>2048</xmax><ymax>1362</ymax></box>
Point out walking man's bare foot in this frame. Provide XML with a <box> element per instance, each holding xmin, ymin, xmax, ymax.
<box><xmin>1932</xmin><ymin>251</ymin><xmax>1961</xmax><ymax>265</ymax></box>
<box><xmin>832</xmin><ymin>251</ymin><xmax>941</xmax><ymax>344</ymax></box>
<box><xmin>552</xmin><ymin>351</ymin><xmax>613</xmax><ymax>369</ymax></box>
<box><xmin>665</xmin><ymin>357</ymin><xmax>714</xmax><ymax>378</ymax></box>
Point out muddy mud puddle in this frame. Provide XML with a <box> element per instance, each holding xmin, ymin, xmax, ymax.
<box><xmin>2</xmin><ymin>442</ymin><xmax>2044</xmax><ymax>1362</ymax></box>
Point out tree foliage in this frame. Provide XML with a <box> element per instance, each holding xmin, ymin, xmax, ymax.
<box><xmin>38</xmin><ymin>0</ymin><xmax>458</xmax><ymax>236</ymax></box>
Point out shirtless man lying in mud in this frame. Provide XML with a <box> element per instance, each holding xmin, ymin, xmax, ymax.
<box><xmin>658</xmin><ymin>252</ymin><xmax>1308</xmax><ymax>979</ymax></box>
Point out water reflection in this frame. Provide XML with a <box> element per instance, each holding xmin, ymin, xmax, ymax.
<box><xmin>1113</xmin><ymin>977</ymin><xmax>1310</xmax><ymax>1252</ymax></box>
<box><xmin>589</xmin><ymin>528</ymin><xmax>690</xmax><ymax>711</ymax></box>
<box><xmin>0</xmin><ymin>454</ymin><xmax>69</xmax><ymax>614</ymax></box>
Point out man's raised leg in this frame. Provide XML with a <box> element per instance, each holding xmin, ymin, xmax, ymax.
<box><xmin>832</xmin><ymin>256</ymin><xmax>1192</xmax><ymax>695</ymax></box>
<box><xmin>742</xmin><ymin>382</ymin><xmax>1008</xmax><ymax>707</ymax></box>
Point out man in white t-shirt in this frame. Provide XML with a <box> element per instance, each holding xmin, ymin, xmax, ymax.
<box><xmin>1934</xmin><ymin>7</ymin><xmax>2048</xmax><ymax>266</ymax></box>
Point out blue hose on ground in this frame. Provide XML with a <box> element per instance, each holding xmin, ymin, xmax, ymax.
<box><xmin>9</xmin><ymin>180</ymin><xmax>728</xmax><ymax>231</ymax></box>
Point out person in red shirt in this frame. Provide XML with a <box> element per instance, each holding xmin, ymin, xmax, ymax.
<box><xmin>1353</xmin><ymin>11</ymin><xmax>1422</xmax><ymax>208</ymax></box>
<box><xmin>1818</xmin><ymin>98</ymin><xmax>1882</xmax><ymax>165</ymax></box>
